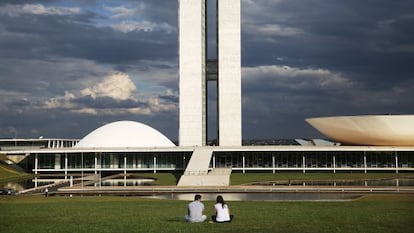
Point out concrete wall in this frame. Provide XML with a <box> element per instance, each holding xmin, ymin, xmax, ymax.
<box><xmin>179</xmin><ymin>0</ymin><xmax>207</xmax><ymax>146</ymax></box>
<box><xmin>179</xmin><ymin>0</ymin><xmax>242</xmax><ymax>147</ymax></box>
<box><xmin>218</xmin><ymin>0</ymin><xmax>242</xmax><ymax>146</ymax></box>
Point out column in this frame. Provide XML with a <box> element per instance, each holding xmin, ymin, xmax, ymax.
<box><xmin>124</xmin><ymin>155</ymin><xmax>127</xmax><ymax>187</ymax></box>
<box><xmin>111</xmin><ymin>154</ymin><xmax>119</xmax><ymax>169</ymax></box>
<box><xmin>54</xmin><ymin>154</ymin><xmax>61</xmax><ymax>170</ymax></box>
<box><xmin>395</xmin><ymin>152</ymin><xmax>399</xmax><ymax>174</ymax></box>
<box><xmin>272</xmin><ymin>155</ymin><xmax>275</xmax><ymax>174</ymax></box>
<box><xmin>94</xmin><ymin>153</ymin><xmax>98</xmax><ymax>175</ymax></box>
<box><xmin>212</xmin><ymin>155</ymin><xmax>216</xmax><ymax>169</ymax></box>
<box><xmin>364</xmin><ymin>152</ymin><xmax>367</xmax><ymax>174</ymax></box>
<box><xmin>64</xmin><ymin>153</ymin><xmax>68</xmax><ymax>180</ymax></box>
<box><xmin>153</xmin><ymin>156</ymin><xmax>157</xmax><ymax>174</ymax></box>
<box><xmin>179</xmin><ymin>0</ymin><xmax>207</xmax><ymax>146</ymax></box>
<box><xmin>242</xmin><ymin>154</ymin><xmax>245</xmax><ymax>174</ymax></box>
<box><xmin>124</xmin><ymin>155</ymin><xmax>127</xmax><ymax>172</ymax></box>
<box><xmin>81</xmin><ymin>152</ymin><xmax>84</xmax><ymax>188</ymax></box>
<box><xmin>333</xmin><ymin>154</ymin><xmax>336</xmax><ymax>174</ymax></box>
<box><xmin>302</xmin><ymin>154</ymin><xmax>306</xmax><ymax>174</ymax></box>
<box><xmin>34</xmin><ymin>154</ymin><xmax>38</xmax><ymax>188</ymax></box>
<box><xmin>218</xmin><ymin>0</ymin><xmax>241</xmax><ymax>146</ymax></box>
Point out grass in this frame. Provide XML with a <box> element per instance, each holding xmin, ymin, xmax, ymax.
<box><xmin>0</xmin><ymin>153</ymin><xmax>33</xmax><ymax>184</ymax></box>
<box><xmin>130</xmin><ymin>172</ymin><xmax>180</xmax><ymax>185</ymax></box>
<box><xmin>0</xmin><ymin>195</ymin><xmax>413</xmax><ymax>233</ymax></box>
<box><xmin>0</xmin><ymin>164</ymin><xmax>33</xmax><ymax>184</ymax></box>
<box><xmin>230</xmin><ymin>172</ymin><xmax>414</xmax><ymax>185</ymax></box>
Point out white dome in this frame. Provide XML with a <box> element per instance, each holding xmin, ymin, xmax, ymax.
<box><xmin>75</xmin><ymin>121</ymin><xmax>175</xmax><ymax>148</ymax></box>
<box><xmin>306</xmin><ymin>115</ymin><xmax>414</xmax><ymax>146</ymax></box>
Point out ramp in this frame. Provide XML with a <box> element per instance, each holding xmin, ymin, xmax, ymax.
<box><xmin>183</xmin><ymin>147</ymin><xmax>213</xmax><ymax>175</ymax></box>
<box><xmin>178</xmin><ymin>148</ymin><xmax>232</xmax><ymax>186</ymax></box>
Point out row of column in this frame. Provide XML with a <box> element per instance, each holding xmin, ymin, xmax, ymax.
<box><xmin>212</xmin><ymin>153</ymin><xmax>402</xmax><ymax>174</ymax></box>
<box><xmin>34</xmin><ymin>152</ymin><xmax>406</xmax><ymax>179</ymax></box>
<box><xmin>34</xmin><ymin>153</ymin><xmax>173</xmax><ymax>175</ymax></box>
<box><xmin>47</xmin><ymin>140</ymin><xmax>78</xmax><ymax>148</ymax></box>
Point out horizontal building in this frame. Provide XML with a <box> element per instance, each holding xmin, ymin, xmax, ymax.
<box><xmin>4</xmin><ymin>145</ymin><xmax>414</xmax><ymax>174</ymax></box>
<box><xmin>2</xmin><ymin>121</ymin><xmax>413</xmax><ymax>188</ymax></box>
<box><xmin>0</xmin><ymin>138</ymin><xmax>78</xmax><ymax>151</ymax></box>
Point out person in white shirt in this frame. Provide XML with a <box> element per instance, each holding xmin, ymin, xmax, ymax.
<box><xmin>212</xmin><ymin>195</ymin><xmax>233</xmax><ymax>223</ymax></box>
<box><xmin>185</xmin><ymin>194</ymin><xmax>207</xmax><ymax>223</ymax></box>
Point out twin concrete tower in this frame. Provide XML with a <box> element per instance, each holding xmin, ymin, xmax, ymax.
<box><xmin>179</xmin><ymin>0</ymin><xmax>241</xmax><ymax>147</ymax></box>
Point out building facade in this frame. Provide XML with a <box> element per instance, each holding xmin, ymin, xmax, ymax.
<box><xmin>179</xmin><ymin>0</ymin><xmax>241</xmax><ymax>147</ymax></box>
<box><xmin>6</xmin><ymin>146</ymin><xmax>414</xmax><ymax>177</ymax></box>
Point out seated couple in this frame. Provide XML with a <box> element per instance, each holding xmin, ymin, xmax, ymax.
<box><xmin>184</xmin><ymin>194</ymin><xmax>234</xmax><ymax>223</ymax></box>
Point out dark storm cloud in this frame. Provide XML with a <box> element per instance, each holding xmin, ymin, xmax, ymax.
<box><xmin>134</xmin><ymin>0</ymin><xmax>177</xmax><ymax>23</ymax></box>
<box><xmin>1</xmin><ymin>0</ymin><xmax>413</xmax><ymax>140</ymax></box>
<box><xmin>0</xmin><ymin>2</ymin><xmax>177</xmax><ymax>64</ymax></box>
<box><xmin>238</xmin><ymin>0</ymin><xmax>414</xmax><ymax>138</ymax></box>
<box><xmin>242</xmin><ymin>0</ymin><xmax>414</xmax><ymax>86</ymax></box>
<box><xmin>0</xmin><ymin>0</ymin><xmax>54</xmax><ymax>5</ymax></box>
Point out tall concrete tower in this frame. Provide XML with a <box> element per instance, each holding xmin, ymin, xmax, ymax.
<box><xmin>179</xmin><ymin>0</ymin><xmax>241</xmax><ymax>147</ymax></box>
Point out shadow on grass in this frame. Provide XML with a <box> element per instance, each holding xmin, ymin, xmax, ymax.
<box><xmin>166</xmin><ymin>217</ymin><xmax>186</xmax><ymax>222</ymax></box>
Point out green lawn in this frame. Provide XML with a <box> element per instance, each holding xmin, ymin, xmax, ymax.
<box><xmin>130</xmin><ymin>172</ymin><xmax>181</xmax><ymax>185</ymax></box>
<box><xmin>0</xmin><ymin>154</ymin><xmax>33</xmax><ymax>184</ymax></box>
<box><xmin>0</xmin><ymin>165</ymin><xmax>33</xmax><ymax>184</ymax></box>
<box><xmin>1</xmin><ymin>195</ymin><xmax>413</xmax><ymax>233</ymax></box>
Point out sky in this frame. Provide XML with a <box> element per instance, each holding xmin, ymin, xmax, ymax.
<box><xmin>0</xmin><ymin>0</ymin><xmax>413</xmax><ymax>141</ymax></box>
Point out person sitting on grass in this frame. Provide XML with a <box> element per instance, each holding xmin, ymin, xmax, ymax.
<box><xmin>211</xmin><ymin>195</ymin><xmax>233</xmax><ymax>223</ymax></box>
<box><xmin>185</xmin><ymin>194</ymin><xmax>207</xmax><ymax>223</ymax></box>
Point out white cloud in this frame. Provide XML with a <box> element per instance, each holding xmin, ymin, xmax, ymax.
<box><xmin>80</xmin><ymin>73</ymin><xmax>136</xmax><ymax>101</ymax></box>
<box><xmin>22</xmin><ymin>4</ymin><xmax>81</xmax><ymax>15</ymax></box>
<box><xmin>112</xmin><ymin>20</ymin><xmax>175</xmax><ymax>33</ymax></box>
<box><xmin>43</xmin><ymin>91</ymin><xmax>77</xmax><ymax>109</ymax></box>
<box><xmin>106</xmin><ymin>5</ymin><xmax>137</xmax><ymax>19</ymax></box>
<box><xmin>44</xmin><ymin>72</ymin><xmax>137</xmax><ymax>110</ymax></box>
<box><xmin>242</xmin><ymin>65</ymin><xmax>354</xmax><ymax>90</ymax></box>
<box><xmin>244</xmin><ymin>24</ymin><xmax>304</xmax><ymax>37</ymax></box>
<box><xmin>259</xmin><ymin>24</ymin><xmax>303</xmax><ymax>37</ymax></box>
<box><xmin>0</xmin><ymin>4</ymin><xmax>81</xmax><ymax>17</ymax></box>
<box><xmin>106</xmin><ymin>6</ymin><xmax>136</xmax><ymax>19</ymax></box>
<box><xmin>148</xmin><ymin>97</ymin><xmax>176</xmax><ymax>112</ymax></box>
<box><xmin>71</xmin><ymin>108</ymin><xmax>98</xmax><ymax>115</ymax></box>
<box><xmin>42</xmin><ymin>71</ymin><xmax>177</xmax><ymax>116</ymax></box>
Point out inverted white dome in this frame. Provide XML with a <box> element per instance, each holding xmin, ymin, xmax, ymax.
<box><xmin>75</xmin><ymin>121</ymin><xmax>175</xmax><ymax>148</ymax></box>
<box><xmin>306</xmin><ymin>115</ymin><xmax>414</xmax><ymax>146</ymax></box>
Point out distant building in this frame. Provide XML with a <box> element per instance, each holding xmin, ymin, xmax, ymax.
<box><xmin>2</xmin><ymin>120</ymin><xmax>413</xmax><ymax>186</ymax></box>
<box><xmin>0</xmin><ymin>138</ymin><xmax>78</xmax><ymax>151</ymax></box>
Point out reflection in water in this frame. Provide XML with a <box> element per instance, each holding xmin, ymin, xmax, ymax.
<box><xmin>101</xmin><ymin>179</ymin><xmax>154</xmax><ymax>186</ymax></box>
<box><xmin>1</xmin><ymin>182</ymin><xmax>25</xmax><ymax>192</ymax></box>
<box><xmin>147</xmin><ymin>193</ymin><xmax>362</xmax><ymax>201</ymax></box>
<box><xmin>250</xmin><ymin>178</ymin><xmax>414</xmax><ymax>187</ymax></box>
